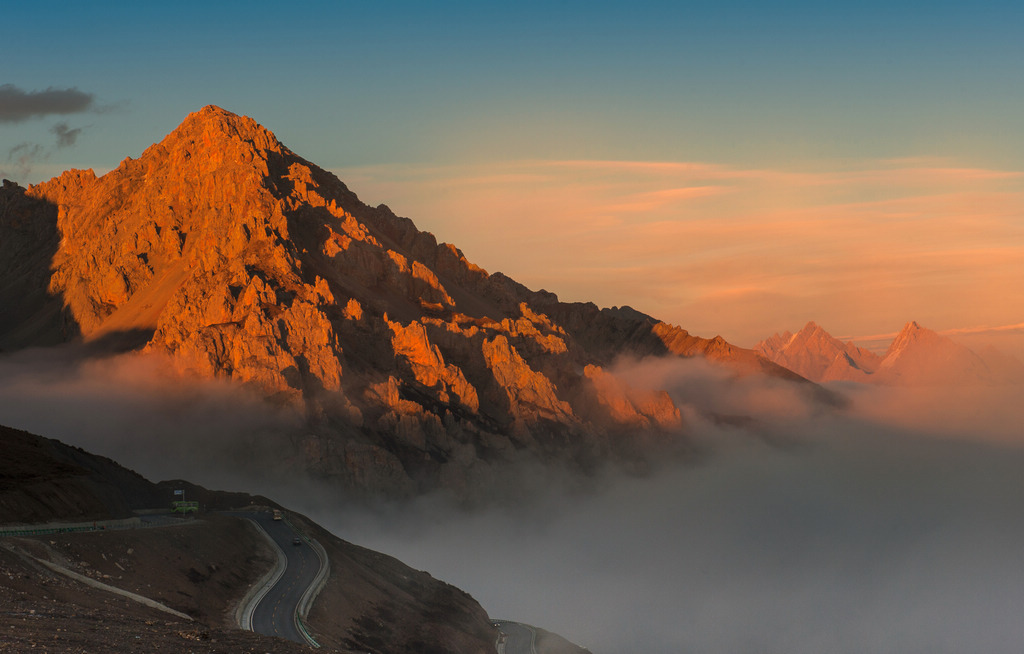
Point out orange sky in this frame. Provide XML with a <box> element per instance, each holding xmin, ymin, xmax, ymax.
<box><xmin>5</xmin><ymin>1</ymin><xmax>1024</xmax><ymax>359</ymax></box>
<box><xmin>337</xmin><ymin>157</ymin><xmax>1024</xmax><ymax>352</ymax></box>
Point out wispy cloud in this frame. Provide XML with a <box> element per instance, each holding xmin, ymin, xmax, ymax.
<box><xmin>50</xmin><ymin>122</ymin><xmax>82</xmax><ymax>148</ymax></box>
<box><xmin>942</xmin><ymin>322</ymin><xmax>1024</xmax><ymax>337</ymax></box>
<box><xmin>334</xmin><ymin>158</ymin><xmax>1024</xmax><ymax>346</ymax></box>
<box><xmin>5</xmin><ymin>142</ymin><xmax>46</xmax><ymax>180</ymax></box>
<box><xmin>0</xmin><ymin>86</ymin><xmax>102</xmax><ymax>181</ymax></box>
<box><xmin>845</xmin><ymin>322</ymin><xmax>1024</xmax><ymax>344</ymax></box>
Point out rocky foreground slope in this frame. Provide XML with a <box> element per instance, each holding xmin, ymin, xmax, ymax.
<box><xmin>0</xmin><ymin>105</ymin><xmax>804</xmax><ymax>498</ymax></box>
<box><xmin>0</xmin><ymin>423</ymin><xmax>162</xmax><ymax>524</ymax></box>
<box><xmin>0</xmin><ymin>424</ymin><xmax>496</xmax><ymax>653</ymax></box>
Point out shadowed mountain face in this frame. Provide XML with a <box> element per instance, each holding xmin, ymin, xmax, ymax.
<box><xmin>0</xmin><ymin>180</ymin><xmax>76</xmax><ymax>350</ymax></box>
<box><xmin>0</xmin><ymin>424</ymin><xmax>162</xmax><ymax>524</ymax></box>
<box><xmin>1</xmin><ymin>106</ymin><xmax>803</xmax><ymax>498</ymax></box>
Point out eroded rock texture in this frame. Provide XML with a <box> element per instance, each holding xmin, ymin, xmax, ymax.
<box><xmin>1</xmin><ymin>106</ymin><xmax>799</xmax><ymax>498</ymax></box>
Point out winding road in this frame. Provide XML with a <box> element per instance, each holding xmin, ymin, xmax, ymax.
<box><xmin>494</xmin><ymin>620</ymin><xmax>538</xmax><ymax>654</ymax></box>
<box><xmin>236</xmin><ymin>511</ymin><xmax>326</xmax><ymax>646</ymax></box>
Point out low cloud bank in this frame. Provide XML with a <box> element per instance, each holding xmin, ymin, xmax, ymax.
<box><xmin>328</xmin><ymin>432</ymin><xmax>1024</xmax><ymax>653</ymax></box>
<box><xmin>316</xmin><ymin>358</ymin><xmax>1024</xmax><ymax>653</ymax></box>
<box><xmin>1</xmin><ymin>348</ymin><xmax>1023</xmax><ymax>652</ymax></box>
<box><xmin>0</xmin><ymin>347</ymin><xmax>303</xmax><ymax>492</ymax></box>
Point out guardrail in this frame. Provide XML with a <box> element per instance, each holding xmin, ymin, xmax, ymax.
<box><xmin>295</xmin><ymin>538</ymin><xmax>328</xmax><ymax>647</ymax></box>
<box><xmin>235</xmin><ymin>517</ymin><xmax>288</xmax><ymax>631</ymax></box>
<box><xmin>231</xmin><ymin>511</ymin><xmax>328</xmax><ymax>649</ymax></box>
<box><xmin>286</xmin><ymin>516</ymin><xmax>328</xmax><ymax>649</ymax></box>
<box><xmin>0</xmin><ymin>516</ymin><xmax>144</xmax><ymax>537</ymax></box>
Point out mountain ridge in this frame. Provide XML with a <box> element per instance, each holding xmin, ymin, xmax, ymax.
<box><xmin>757</xmin><ymin>320</ymin><xmax>1023</xmax><ymax>385</ymax></box>
<box><xmin>755</xmin><ymin>320</ymin><xmax>881</xmax><ymax>383</ymax></box>
<box><xmin>2</xmin><ymin>105</ymin><xmax>809</xmax><ymax>498</ymax></box>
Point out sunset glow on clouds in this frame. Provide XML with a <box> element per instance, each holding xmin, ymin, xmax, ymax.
<box><xmin>4</xmin><ymin>2</ymin><xmax>1023</xmax><ymax>355</ymax></box>
<box><xmin>3</xmin><ymin>4</ymin><xmax>1024</xmax><ymax>650</ymax></box>
<box><xmin>338</xmin><ymin>158</ymin><xmax>1024</xmax><ymax>349</ymax></box>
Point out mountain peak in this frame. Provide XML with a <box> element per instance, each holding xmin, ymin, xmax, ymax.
<box><xmin>197</xmin><ymin>104</ymin><xmax>237</xmax><ymax>117</ymax></box>
<box><xmin>875</xmin><ymin>320</ymin><xmax>997</xmax><ymax>384</ymax></box>
<box><xmin>763</xmin><ymin>318</ymin><xmax>1024</xmax><ymax>386</ymax></box>
<box><xmin>153</xmin><ymin>105</ymin><xmax>284</xmax><ymax>160</ymax></box>
<box><xmin>755</xmin><ymin>322</ymin><xmax>882</xmax><ymax>382</ymax></box>
<box><xmin>3</xmin><ymin>106</ymin><xmax>811</xmax><ymax>499</ymax></box>
<box><xmin>885</xmin><ymin>320</ymin><xmax>935</xmax><ymax>356</ymax></box>
<box><xmin>179</xmin><ymin>104</ymin><xmax>259</xmax><ymax>133</ymax></box>
<box><xmin>794</xmin><ymin>321</ymin><xmax>831</xmax><ymax>344</ymax></box>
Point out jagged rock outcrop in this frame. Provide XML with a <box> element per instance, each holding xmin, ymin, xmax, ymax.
<box><xmin>582</xmin><ymin>364</ymin><xmax>682</xmax><ymax>431</ymax></box>
<box><xmin>0</xmin><ymin>106</ymin><xmax>808</xmax><ymax>498</ymax></box>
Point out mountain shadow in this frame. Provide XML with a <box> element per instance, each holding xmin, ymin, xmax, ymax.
<box><xmin>0</xmin><ymin>179</ymin><xmax>78</xmax><ymax>350</ymax></box>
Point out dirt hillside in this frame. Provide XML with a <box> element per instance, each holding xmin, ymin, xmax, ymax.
<box><xmin>0</xmin><ymin>425</ymin><xmax>497</xmax><ymax>652</ymax></box>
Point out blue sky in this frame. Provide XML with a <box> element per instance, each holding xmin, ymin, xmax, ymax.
<box><xmin>7</xmin><ymin>1</ymin><xmax>1024</xmax><ymax>173</ymax></box>
<box><xmin>4</xmin><ymin>1</ymin><xmax>1023</xmax><ymax>346</ymax></box>
<box><xmin>4</xmin><ymin>8</ymin><xmax>1024</xmax><ymax>650</ymax></box>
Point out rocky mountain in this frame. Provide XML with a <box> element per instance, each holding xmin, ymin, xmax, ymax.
<box><xmin>756</xmin><ymin>321</ymin><xmax>881</xmax><ymax>383</ymax></box>
<box><xmin>873</xmin><ymin>321</ymin><xmax>996</xmax><ymax>386</ymax></box>
<box><xmin>758</xmin><ymin>321</ymin><xmax>1023</xmax><ymax>386</ymax></box>
<box><xmin>0</xmin><ymin>105</ymin><xmax>806</xmax><ymax>498</ymax></box>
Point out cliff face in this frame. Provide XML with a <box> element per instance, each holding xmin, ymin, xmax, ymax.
<box><xmin>1</xmin><ymin>106</ymin><xmax>801</xmax><ymax>498</ymax></box>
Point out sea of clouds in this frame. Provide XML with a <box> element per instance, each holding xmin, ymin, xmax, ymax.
<box><xmin>2</xmin><ymin>347</ymin><xmax>1023</xmax><ymax>653</ymax></box>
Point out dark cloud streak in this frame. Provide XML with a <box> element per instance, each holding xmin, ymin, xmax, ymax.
<box><xmin>0</xmin><ymin>84</ymin><xmax>95</xmax><ymax>123</ymax></box>
<box><xmin>50</xmin><ymin>122</ymin><xmax>82</xmax><ymax>148</ymax></box>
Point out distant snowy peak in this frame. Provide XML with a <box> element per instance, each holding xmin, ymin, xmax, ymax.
<box><xmin>757</xmin><ymin>320</ymin><xmax>1023</xmax><ymax>386</ymax></box>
